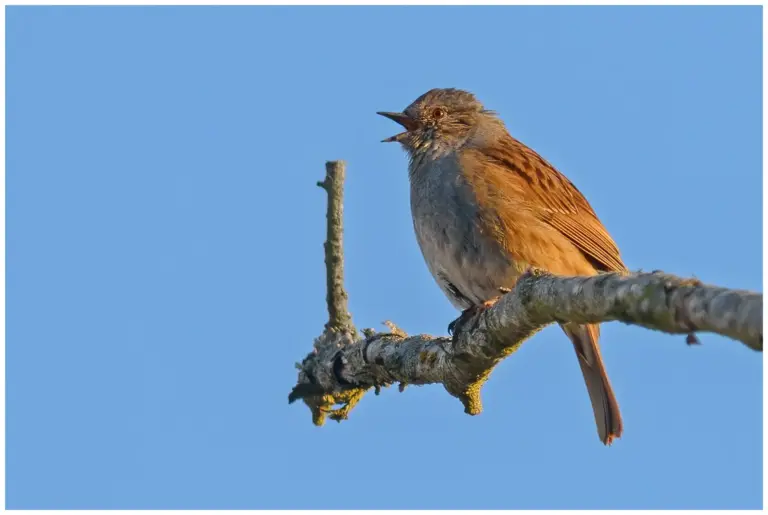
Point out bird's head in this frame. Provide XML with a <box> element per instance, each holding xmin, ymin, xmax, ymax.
<box><xmin>378</xmin><ymin>88</ymin><xmax>500</xmax><ymax>157</ymax></box>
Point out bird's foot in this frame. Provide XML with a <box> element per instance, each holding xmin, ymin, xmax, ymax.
<box><xmin>447</xmin><ymin>298</ymin><xmax>500</xmax><ymax>338</ymax></box>
<box><xmin>447</xmin><ymin>309</ymin><xmax>473</xmax><ymax>337</ymax></box>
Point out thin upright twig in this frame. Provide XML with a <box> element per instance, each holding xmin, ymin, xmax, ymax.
<box><xmin>316</xmin><ymin>161</ymin><xmax>355</xmax><ymax>335</ymax></box>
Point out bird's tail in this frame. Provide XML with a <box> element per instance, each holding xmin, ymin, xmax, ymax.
<box><xmin>561</xmin><ymin>323</ymin><xmax>623</xmax><ymax>445</ymax></box>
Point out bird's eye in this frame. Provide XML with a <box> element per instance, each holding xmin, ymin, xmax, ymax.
<box><xmin>432</xmin><ymin>107</ymin><xmax>446</xmax><ymax>119</ymax></box>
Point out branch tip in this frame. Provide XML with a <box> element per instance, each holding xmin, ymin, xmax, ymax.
<box><xmin>383</xmin><ymin>320</ymin><xmax>408</xmax><ymax>338</ymax></box>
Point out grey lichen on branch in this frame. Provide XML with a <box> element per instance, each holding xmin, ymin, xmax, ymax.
<box><xmin>290</xmin><ymin>161</ymin><xmax>763</xmax><ymax>424</ymax></box>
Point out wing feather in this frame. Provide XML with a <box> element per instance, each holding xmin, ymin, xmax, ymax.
<box><xmin>471</xmin><ymin>134</ymin><xmax>627</xmax><ymax>273</ymax></box>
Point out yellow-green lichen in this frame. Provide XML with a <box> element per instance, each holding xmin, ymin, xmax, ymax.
<box><xmin>327</xmin><ymin>388</ymin><xmax>368</xmax><ymax>422</ymax></box>
<box><xmin>419</xmin><ymin>351</ymin><xmax>439</xmax><ymax>365</ymax></box>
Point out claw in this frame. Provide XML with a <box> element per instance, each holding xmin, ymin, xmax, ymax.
<box><xmin>447</xmin><ymin>298</ymin><xmax>501</xmax><ymax>338</ymax></box>
<box><xmin>447</xmin><ymin>318</ymin><xmax>459</xmax><ymax>336</ymax></box>
<box><xmin>448</xmin><ymin>307</ymin><xmax>476</xmax><ymax>337</ymax></box>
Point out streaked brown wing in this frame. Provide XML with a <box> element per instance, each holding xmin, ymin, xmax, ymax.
<box><xmin>479</xmin><ymin>134</ymin><xmax>627</xmax><ymax>273</ymax></box>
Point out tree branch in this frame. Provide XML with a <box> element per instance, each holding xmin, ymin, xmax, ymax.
<box><xmin>316</xmin><ymin>161</ymin><xmax>355</xmax><ymax>335</ymax></box>
<box><xmin>291</xmin><ymin>161</ymin><xmax>762</xmax><ymax>423</ymax></box>
<box><xmin>294</xmin><ymin>161</ymin><xmax>361</xmax><ymax>425</ymax></box>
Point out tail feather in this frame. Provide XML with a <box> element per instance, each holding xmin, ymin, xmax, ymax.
<box><xmin>562</xmin><ymin>323</ymin><xmax>623</xmax><ymax>445</ymax></box>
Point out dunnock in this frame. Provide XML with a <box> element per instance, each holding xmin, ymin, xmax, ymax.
<box><xmin>378</xmin><ymin>88</ymin><xmax>626</xmax><ymax>445</ymax></box>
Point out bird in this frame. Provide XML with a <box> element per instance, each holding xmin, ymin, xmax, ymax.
<box><xmin>377</xmin><ymin>88</ymin><xmax>626</xmax><ymax>445</ymax></box>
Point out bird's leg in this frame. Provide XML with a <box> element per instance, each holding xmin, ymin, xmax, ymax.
<box><xmin>447</xmin><ymin>308</ymin><xmax>475</xmax><ymax>337</ymax></box>
<box><xmin>447</xmin><ymin>297</ymin><xmax>501</xmax><ymax>338</ymax></box>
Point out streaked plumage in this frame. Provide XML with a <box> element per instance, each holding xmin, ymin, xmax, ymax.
<box><xmin>379</xmin><ymin>88</ymin><xmax>625</xmax><ymax>445</ymax></box>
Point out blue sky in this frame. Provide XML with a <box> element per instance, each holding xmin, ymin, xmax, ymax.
<box><xmin>6</xmin><ymin>5</ymin><xmax>762</xmax><ymax>510</ymax></box>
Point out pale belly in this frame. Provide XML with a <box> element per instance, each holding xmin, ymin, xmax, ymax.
<box><xmin>409</xmin><ymin>165</ymin><xmax>524</xmax><ymax>311</ymax></box>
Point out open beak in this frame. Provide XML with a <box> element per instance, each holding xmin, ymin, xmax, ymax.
<box><xmin>377</xmin><ymin>111</ymin><xmax>418</xmax><ymax>142</ymax></box>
